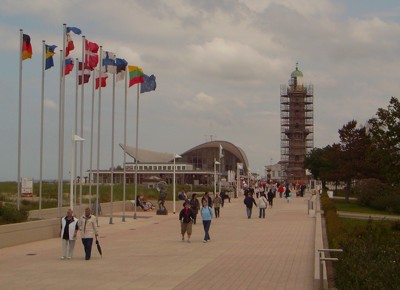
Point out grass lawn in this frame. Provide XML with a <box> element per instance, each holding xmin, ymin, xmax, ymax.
<box><xmin>332</xmin><ymin>198</ymin><xmax>400</xmax><ymax>216</ymax></box>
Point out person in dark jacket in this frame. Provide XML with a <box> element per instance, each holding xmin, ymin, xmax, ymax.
<box><xmin>243</xmin><ymin>193</ymin><xmax>257</xmax><ymax>218</ymax></box>
<box><xmin>201</xmin><ymin>192</ymin><xmax>213</xmax><ymax>208</ymax></box>
<box><xmin>179</xmin><ymin>202</ymin><xmax>195</xmax><ymax>242</ymax></box>
<box><xmin>189</xmin><ymin>193</ymin><xmax>200</xmax><ymax>224</ymax></box>
<box><xmin>267</xmin><ymin>189</ymin><xmax>275</xmax><ymax>208</ymax></box>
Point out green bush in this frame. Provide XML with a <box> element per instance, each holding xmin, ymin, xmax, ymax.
<box><xmin>321</xmin><ymin>192</ymin><xmax>344</xmax><ymax>248</ymax></box>
<box><xmin>370</xmin><ymin>194</ymin><xmax>400</xmax><ymax>214</ymax></box>
<box><xmin>0</xmin><ymin>204</ymin><xmax>29</xmax><ymax>224</ymax></box>
<box><xmin>335</xmin><ymin>221</ymin><xmax>400</xmax><ymax>290</ymax></box>
<box><xmin>356</xmin><ymin>178</ymin><xmax>400</xmax><ymax>214</ymax></box>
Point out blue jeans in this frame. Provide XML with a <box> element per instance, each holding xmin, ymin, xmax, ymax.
<box><xmin>202</xmin><ymin>220</ymin><xmax>211</xmax><ymax>241</ymax></box>
<box><xmin>246</xmin><ymin>207</ymin><xmax>252</xmax><ymax>218</ymax></box>
<box><xmin>81</xmin><ymin>238</ymin><xmax>93</xmax><ymax>260</ymax></box>
<box><xmin>259</xmin><ymin>208</ymin><xmax>266</xmax><ymax>218</ymax></box>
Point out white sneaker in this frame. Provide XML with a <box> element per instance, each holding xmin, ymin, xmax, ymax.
<box><xmin>67</xmin><ymin>257</ymin><xmax>72</xmax><ymax>259</ymax></box>
<box><xmin>203</xmin><ymin>240</ymin><xmax>207</xmax><ymax>243</ymax></box>
<box><xmin>60</xmin><ymin>256</ymin><xmax>66</xmax><ymax>260</ymax></box>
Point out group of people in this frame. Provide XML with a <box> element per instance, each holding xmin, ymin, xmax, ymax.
<box><xmin>179</xmin><ymin>191</ymin><xmax>229</xmax><ymax>243</ymax></box>
<box><xmin>242</xmin><ymin>182</ymin><xmax>304</xmax><ymax>218</ymax></box>
<box><xmin>59</xmin><ymin>207</ymin><xmax>98</xmax><ymax>261</ymax></box>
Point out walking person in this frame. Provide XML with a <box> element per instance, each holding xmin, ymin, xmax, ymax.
<box><xmin>285</xmin><ymin>186</ymin><xmax>291</xmax><ymax>203</ymax></box>
<box><xmin>59</xmin><ymin>208</ymin><xmax>78</xmax><ymax>259</ymax></box>
<box><xmin>243</xmin><ymin>193</ymin><xmax>257</xmax><ymax>219</ymax></box>
<box><xmin>220</xmin><ymin>191</ymin><xmax>226</xmax><ymax>207</ymax></box>
<box><xmin>202</xmin><ymin>192</ymin><xmax>213</xmax><ymax>208</ymax></box>
<box><xmin>278</xmin><ymin>184</ymin><xmax>285</xmax><ymax>198</ymax></box>
<box><xmin>258</xmin><ymin>193</ymin><xmax>268</xmax><ymax>218</ymax></box>
<box><xmin>78</xmin><ymin>207</ymin><xmax>98</xmax><ymax>260</ymax></box>
<box><xmin>200</xmin><ymin>199</ymin><xmax>213</xmax><ymax>243</ymax></box>
<box><xmin>213</xmin><ymin>193</ymin><xmax>222</xmax><ymax>218</ymax></box>
<box><xmin>189</xmin><ymin>193</ymin><xmax>200</xmax><ymax>224</ymax></box>
<box><xmin>179</xmin><ymin>201</ymin><xmax>195</xmax><ymax>243</ymax></box>
<box><xmin>267</xmin><ymin>189</ymin><xmax>275</xmax><ymax>208</ymax></box>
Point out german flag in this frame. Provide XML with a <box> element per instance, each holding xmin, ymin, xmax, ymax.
<box><xmin>22</xmin><ymin>34</ymin><xmax>32</xmax><ymax>60</ymax></box>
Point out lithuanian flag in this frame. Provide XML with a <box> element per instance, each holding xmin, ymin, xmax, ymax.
<box><xmin>128</xmin><ymin>65</ymin><xmax>145</xmax><ymax>87</ymax></box>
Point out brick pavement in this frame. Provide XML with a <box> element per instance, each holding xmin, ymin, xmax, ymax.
<box><xmin>0</xmin><ymin>193</ymin><xmax>315</xmax><ymax>290</ymax></box>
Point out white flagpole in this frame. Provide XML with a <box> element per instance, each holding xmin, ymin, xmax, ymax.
<box><xmin>17</xmin><ymin>29</ymin><xmax>23</xmax><ymax>211</ymax></box>
<box><xmin>173</xmin><ymin>154</ymin><xmax>176</xmax><ymax>214</ymax></box>
<box><xmin>58</xmin><ymin>23</ymin><xmax>67</xmax><ymax>217</ymax></box>
<box><xmin>95</xmin><ymin>46</ymin><xmax>103</xmax><ymax>225</ymax></box>
<box><xmin>109</xmin><ymin>62</ymin><xmax>116</xmax><ymax>225</ymax></box>
<box><xmin>79</xmin><ymin>35</ymin><xmax>86</xmax><ymax>215</ymax></box>
<box><xmin>57</xmin><ymin>49</ymin><xmax>63</xmax><ymax>217</ymax></box>
<box><xmin>134</xmin><ymin>83</ymin><xmax>139</xmax><ymax>219</ymax></box>
<box><xmin>218</xmin><ymin>145</ymin><xmax>222</xmax><ymax>194</ymax></box>
<box><xmin>122</xmin><ymin>68</ymin><xmax>127</xmax><ymax>222</ymax></box>
<box><xmin>61</xmin><ymin>24</ymin><xmax>67</xmax><ymax>212</ymax></box>
<box><xmin>89</xmin><ymin>69</ymin><xmax>95</xmax><ymax>209</ymax></box>
<box><xmin>39</xmin><ymin>40</ymin><xmax>45</xmax><ymax>218</ymax></box>
<box><xmin>74</xmin><ymin>58</ymin><xmax>79</xmax><ymax>209</ymax></box>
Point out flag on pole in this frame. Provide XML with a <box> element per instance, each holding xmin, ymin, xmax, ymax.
<box><xmin>66</xmin><ymin>27</ymin><xmax>82</xmax><ymax>35</ymax></box>
<box><xmin>45</xmin><ymin>45</ymin><xmax>57</xmax><ymax>70</ymax></box>
<box><xmin>116</xmin><ymin>58</ymin><xmax>128</xmax><ymax>82</ymax></box>
<box><xmin>85</xmin><ymin>39</ymin><xmax>99</xmax><ymax>70</ymax></box>
<box><xmin>128</xmin><ymin>65</ymin><xmax>144</xmax><ymax>87</ymax></box>
<box><xmin>65</xmin><ymin>26</ymin><xmax>81</xmax><ymax>57</ymax></box>
<box><xmin>22</xmin><ymin>34</ymin><xmax>32</xmax><ymax>60</ymax></box>
<box><xmin>140</xmin><ymin>74</ymin><xmax>156</xmax><ymax>93</ymax></box>
<box><xmin>78</xmin><ymin>62</ymin><xmax>91</xmax><ymax>85</ymax></box>
<box><xmin>102</xmin><ymin>51</ymin><xmax>116</xmax><ymax>74</ymax></box>
<box><xmin>219</xmin><ymin>144</ymin><xmax>224</xmax><ymax>159</ymax></box>
<box><xmin>65</xmin><ymin>33</ymin><xmax>75</xmax><ymax>57</ymax></box>
<box><xmin>95</xmin><ymin>69</ymin><xmax>108</xmax><ymax>89</ymax></box>
<box><xmin>65</xmin><ymin>58</ymin><xmax>74</xmax><ymax>75</ymax></box>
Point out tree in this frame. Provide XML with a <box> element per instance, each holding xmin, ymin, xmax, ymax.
<box><xmin>338</xmin><ymin>120</ymin><xmax>379</xmax><ymax>200</ymax></box>
<box><xmin>304</xmin><ymin>145</ymin><xmax>342</xmax><ymax>189</ymax></box>
<box><xmin>368</xmin><ymin>96</ymin><xmax>400</xmax><ymax>185</ymax></box>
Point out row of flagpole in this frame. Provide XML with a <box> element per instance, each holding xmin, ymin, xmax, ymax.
<box><xmin>17</xmin><ymin>25</ymin><xmax>156</xmax><ymax>222</ymax></box>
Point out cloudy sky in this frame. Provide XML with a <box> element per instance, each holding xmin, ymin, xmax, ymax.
<box><xmin>1</xmin><ymin>0</ymin><xmax>400</xmax><ymax>181</ymax></box>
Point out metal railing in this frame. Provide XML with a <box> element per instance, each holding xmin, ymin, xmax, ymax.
<box><xmin>318</xmin><ymin>248</ymin><xmax>343</xmax><ymax>290</ymax></box>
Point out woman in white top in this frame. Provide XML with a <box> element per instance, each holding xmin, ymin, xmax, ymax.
<box><xmin>258</xmin><ymin>193</ymin><xmax>268</xmax><ymax>219</ymax></box>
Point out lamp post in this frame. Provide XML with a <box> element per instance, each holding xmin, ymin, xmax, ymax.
<box><xmin>70</xmin><ymin>133</ymin><xmax>84</xmax><ymax>210</ymax></box>
<box><xmin>173</xmin><ymin>154</ymin><xmax>182</xmax><ymax>214</ymax></box>
<box><xmin>214</xmin><ymin>158</ymin><xmax>220</xmax><ymax>196</ymax></box>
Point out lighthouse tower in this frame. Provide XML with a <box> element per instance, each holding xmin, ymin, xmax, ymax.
<box><xmin>280</xmin><ymin>64</ymin><xmax>314</xmax><ymax>184</ymax></box>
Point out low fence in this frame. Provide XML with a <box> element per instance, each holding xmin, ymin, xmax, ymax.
<box><xmin>0</xmin><ymin>201</ymin><xmax>136</xmax><ymax>249</ymax></box>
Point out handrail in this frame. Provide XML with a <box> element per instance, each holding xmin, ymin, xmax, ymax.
<box><xmin>318</xmin><ymin>248</ymin><xmax>343</xmax><ymax>290</ymax></box>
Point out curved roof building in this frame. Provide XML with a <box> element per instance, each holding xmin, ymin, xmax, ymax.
<box><xmin>96</xmin><ymin>140</ymin><xmax>250</xmax><ymax>187</ymax></box>
<box><xmin>179</xmin><ymin>140</ymin><xmax>249</xmax><ymax>174</ymax></box>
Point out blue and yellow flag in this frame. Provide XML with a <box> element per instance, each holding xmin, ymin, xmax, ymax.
<box><xmin>45</xmin><ymin>45</ymin><xmax>57</xmax><ymax>70</ymax></box>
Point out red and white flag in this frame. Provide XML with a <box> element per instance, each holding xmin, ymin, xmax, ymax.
<box><xmin>65</xmin><ymin>33</ymin><xmax>74</xmax><ymax>57</ymax></box>
<box><xmin>78</xmin><ymin>62</ymin><xmax>91</xmax><ymax>85</ymax></box>
<box><xmin>95</xmin><ymin>69</ymin><xmax>108</xmax><ymax>89</ymax></box>
<box><xmin>85</xmin><ymin>39</ymin><xmax>99</xmax><ymax>70</ymax></box>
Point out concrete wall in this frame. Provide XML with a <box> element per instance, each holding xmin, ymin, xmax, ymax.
<box><xmin>0</xmin><ymin>218</ymin><xmax>60</xmax><ymax>249</ymax></box>
<box><xmin>0</xmin><ymin>201</ymin><xmax>135</xmax><ymax>249</ymax></box>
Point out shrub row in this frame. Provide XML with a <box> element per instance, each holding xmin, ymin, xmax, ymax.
<box><xmin>0</xmin><ymin>204</ymin><xmax>28</xmax><ymax>224</ymax></box>
<box><xmin>321</xmin><ymin>192</ymin><xmax>400</xmax><ymax>289</ymax></box>
<box><xmin>356</xmin><ymin>178</ymin><xmax>400</xmax><ymax>214</ymax></box>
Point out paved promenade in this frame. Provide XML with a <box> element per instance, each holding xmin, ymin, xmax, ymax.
<box><xmin>0</xmin><ymin>194</ymin><xmax>315</xmax><ymax>290</ymax></box>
